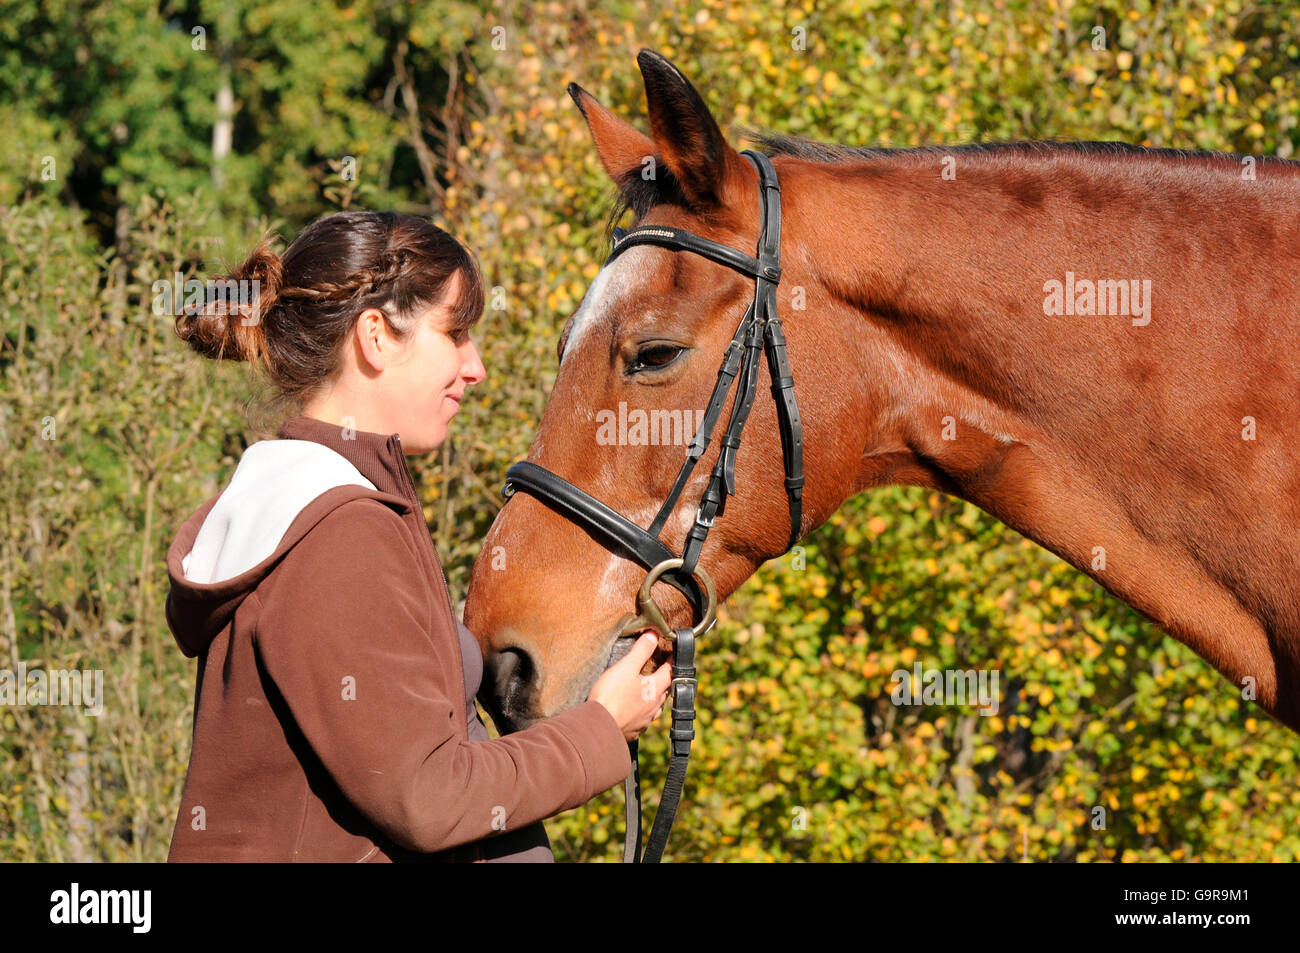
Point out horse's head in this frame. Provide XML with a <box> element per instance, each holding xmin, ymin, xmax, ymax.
<box><xmin>465</xmin><ymin>50</ymin><xmax>860</xmax><ymax>732</ymax></box>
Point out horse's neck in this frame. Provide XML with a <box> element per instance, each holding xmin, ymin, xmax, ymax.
<box><xmin>803</xmin><ymin>150</ymin><xmax>1300</xmax><ymax>727</ymax></box>
<box><xmin>818</xmin><ymin>150</ymin><xmax>1300</xmax><ymax>514</ymax></box>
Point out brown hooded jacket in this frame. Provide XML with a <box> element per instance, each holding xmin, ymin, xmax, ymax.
<box><xmin>164</xmin><ymin>414</ymin><xmax>630</xmax><ymax>861</ymax></box>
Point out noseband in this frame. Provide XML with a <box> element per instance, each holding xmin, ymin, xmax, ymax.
<box><xmin>500</xmin><ymin>149</ymin><xmax>804</xmax><ymax>861</ymax></box>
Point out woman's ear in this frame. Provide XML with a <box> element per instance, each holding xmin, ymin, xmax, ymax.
<box><xmin>353</xmin><ymin>306</ymin><xmax>396</xmax><ymax>372</ymax></box>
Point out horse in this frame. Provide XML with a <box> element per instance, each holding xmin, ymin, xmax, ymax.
<box><xmin>463</xmin><ymin>49</ymin><xmax>1300</xmax><ymax>747</ymax></box>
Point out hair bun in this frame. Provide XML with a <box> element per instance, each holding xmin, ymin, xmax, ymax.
<box><xmin>174</xmin><ymin>235</ymin><xmax>282</xmax><ymax>364</ymax></box>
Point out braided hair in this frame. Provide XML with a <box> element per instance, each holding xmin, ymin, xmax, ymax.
<box><xmin>175</xmin><ymin>211</ymin><xmax>485</xmax><ymax>418</ymax></box>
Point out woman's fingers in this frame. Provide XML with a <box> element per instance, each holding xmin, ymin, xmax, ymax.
<box><xmin>621</xmin><ymin>631</ymin><xmax>659</xmax><ymax>672</ymax></box>
<box><xmin>653</xmin><ymin>657</ymin><xmax>673</xmax><ymax>696</ymax></box>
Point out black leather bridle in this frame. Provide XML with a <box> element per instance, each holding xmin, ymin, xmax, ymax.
<box><xmin>500</xmin><ymin>149</ymin><xmax>804</xmax><ymax>862</ymax></box>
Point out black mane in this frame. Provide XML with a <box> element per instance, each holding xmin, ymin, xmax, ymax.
<box><xmin>602</xmin><ymin>126</ymin><xmax>1292</xmax><ymax>241</ymax></box>
<box><xmin>738</xmin><ymin>128</ymin><xmax>1250</xmax><ymax>165</ymax></box>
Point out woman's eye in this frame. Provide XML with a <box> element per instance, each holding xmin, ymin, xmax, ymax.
<box><xmin>629</xmin><ymin>344</ymin><xmax>684</xmax><ymax>373</ymax></box>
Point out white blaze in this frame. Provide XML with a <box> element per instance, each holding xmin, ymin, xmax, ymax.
<box><xmin>560</xmin><ymin>247</ymin><xmax>653</xmax><ymax>366</ymax></box>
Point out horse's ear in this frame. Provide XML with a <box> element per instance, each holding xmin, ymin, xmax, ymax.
<box><xmin>636</xmin><ymin>48</ymin><xmax>748</xmax><ymax>212</ymax></box>
<box><xmin>568</xmin><ymin>82</ymin><xmax>656</xmax><ymax>186</ymax></box>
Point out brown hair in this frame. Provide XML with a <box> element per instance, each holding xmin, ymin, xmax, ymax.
<box><xmin>175</xmin><ymin>211</ymin><xmax>485</xmax><ymax>420</ymax></box>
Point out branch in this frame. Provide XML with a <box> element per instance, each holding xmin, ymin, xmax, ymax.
<box><xmin>392</xmin><ymin>38</ymin><xmax>444</xmax><ymax>205</ymax></box>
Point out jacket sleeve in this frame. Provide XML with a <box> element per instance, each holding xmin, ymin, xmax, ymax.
<box><xmin>253</xmin><ymin>499</ymin><xmax>631</xmax><ymax>854</ymax></box>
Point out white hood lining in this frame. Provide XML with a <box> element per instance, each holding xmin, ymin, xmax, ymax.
<box><xmin>182</xmin><ymin>439</ymin><xmax>377</xmax><ymax>585</ymax></box>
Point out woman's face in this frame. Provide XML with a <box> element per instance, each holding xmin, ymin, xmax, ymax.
<box><xmin>382</xmin><ymin>270</ymin><xmax>486</xmax><ymax>454</ymax></box>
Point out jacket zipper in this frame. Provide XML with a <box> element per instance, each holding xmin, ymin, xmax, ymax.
<box><xmin>392</xmin><ymin>432</ymin><xmax>484</xmax><ymax>862</ymax></box>
<box><xmin>392</xmin><ymin>432</ymin><xmax>471</xmax><ymax>707</ymax></box>
<box><xmin>392</xmin><ymin>433</ymin><xmax>453</xmax><ymax>594</ymax></box>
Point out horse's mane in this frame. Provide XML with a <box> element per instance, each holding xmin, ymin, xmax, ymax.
<box><xmin>605</xmin><ymin>127</ymin><xmax>1297</xmax><ymax>238</ymax></box>
<box><xmin>737</xmin><ymin>128</ymin><xmax>1290</xmax><ymax>166</ymax></box>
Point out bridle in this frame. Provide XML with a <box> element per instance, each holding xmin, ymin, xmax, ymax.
<box><xmin>502</xmin><ymin>149</ymin><xmax>803</xmax><ymax>862</ymax></box>
<box><xmin>500</xmin><ymin>149</ymin><xmax>804</xmax><ymax>862</ymax></box>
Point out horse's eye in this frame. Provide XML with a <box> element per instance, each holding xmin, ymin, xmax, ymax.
<box><xmin>629</xmin><ymin>344</ymin><xmax>684</xmax><ymax>373</ymax></box>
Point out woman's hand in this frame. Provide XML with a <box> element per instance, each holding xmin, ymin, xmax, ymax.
<box><xmin>589</xmin><ymin>632</ymin><xmax>672</xmax><ymax>741</ymax></box>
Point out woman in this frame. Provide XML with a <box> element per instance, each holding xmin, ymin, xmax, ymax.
<box><xmin>166</xmin><ymin>210</ymin><xmax>668</xmax><ymax>862</ymax></box>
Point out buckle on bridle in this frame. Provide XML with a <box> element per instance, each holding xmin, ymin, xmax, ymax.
<box><xmin>618</xmin><ymin>558</ymin><xmax>718</xmax><ymax>645</ymax></box>
<box><xmin>694</xmin><ymin>507</ymin><xmax>714</xmax><ymax>528</ymax></box>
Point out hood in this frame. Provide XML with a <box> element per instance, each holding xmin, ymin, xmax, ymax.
<box><xmin>164</xmin><ymin>416</ymin><xmax>419</xmax><ymax>657</ymax></box>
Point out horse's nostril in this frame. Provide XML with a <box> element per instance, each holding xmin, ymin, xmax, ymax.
<box><xmin>490</xmin><ymin>647</ymin><xmax>534</xmax><ymax>719</ymax></box>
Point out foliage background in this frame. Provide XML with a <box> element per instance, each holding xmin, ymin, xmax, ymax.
<box><xmin>2</xmin><ymin>0</ymin><xmax>1297</xmax><ymax>861</ymax></box>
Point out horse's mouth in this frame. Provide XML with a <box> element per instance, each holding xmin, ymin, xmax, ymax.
<box><xmin>607</xmin><ymin>614</ymin><xmax>674</xmax><ymax>675</ymax></box>
<box><xmin>486</xmin><ymin>619</ymin><xmax>674</xmax><ymax>735</ymax></box>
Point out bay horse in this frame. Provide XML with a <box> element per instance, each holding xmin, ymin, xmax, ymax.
<box><xmin>464</xmin><ymin>50</ymin><xmax>1300</xmax><ymax>744</ymax></box>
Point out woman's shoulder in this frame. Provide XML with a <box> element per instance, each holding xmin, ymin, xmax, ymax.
<box><xmin>254</xmin><ymin>496</ymin><xmax>435</xmax><ymax>640</ymax></box>
<box><xmin>287</xmin><ymin>495</ymin><xmax>423</xmax><ymax>567</ymax></box>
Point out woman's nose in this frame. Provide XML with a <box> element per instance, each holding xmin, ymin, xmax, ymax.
<box><xmin>462</xmin><ymin>338</ymin><xmax>487</xmax><ymax>384</ymax></box>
